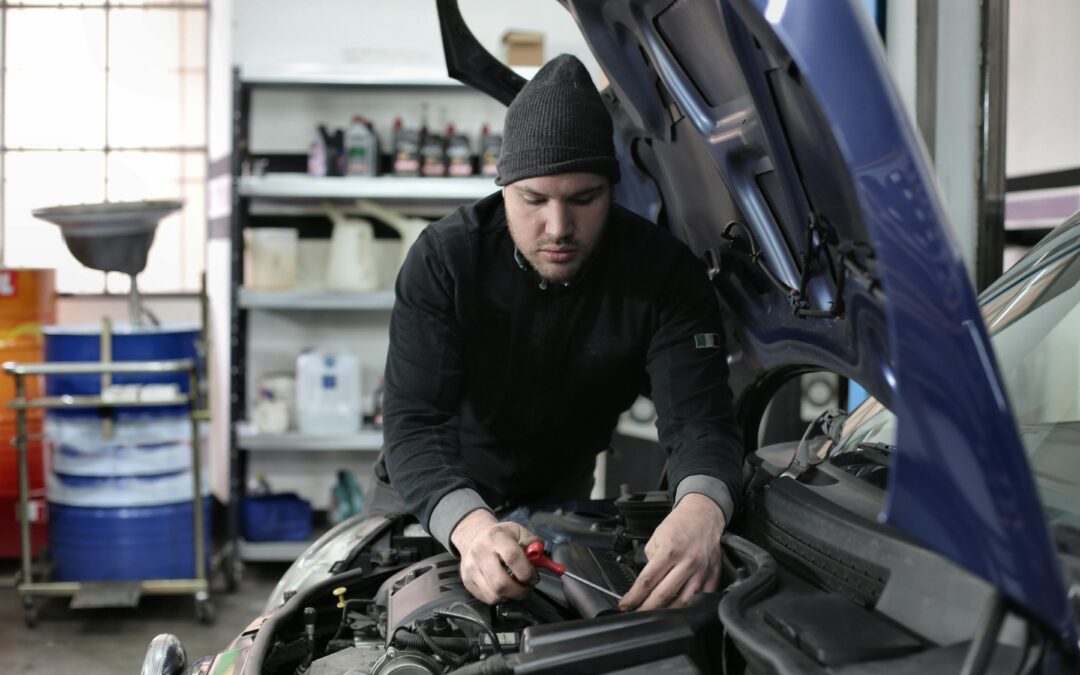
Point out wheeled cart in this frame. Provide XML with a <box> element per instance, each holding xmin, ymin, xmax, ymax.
<box><xmin>3</xmin><ymin>358</ymin><xmax>213</xmax><ymax>627</ymax></box>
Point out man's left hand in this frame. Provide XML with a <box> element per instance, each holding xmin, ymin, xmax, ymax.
<box><xmin>618</xmin><ymin>493</ymin><xmax>725</xmax><ymax>612</ymax></box>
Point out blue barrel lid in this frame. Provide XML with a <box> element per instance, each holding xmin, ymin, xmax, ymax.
<box><xmin>42</xmin><ymin>322</ymin><xmax>200</xmax><ymax>336</ymax></box>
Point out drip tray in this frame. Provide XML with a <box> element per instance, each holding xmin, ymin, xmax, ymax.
<box><xmin>70</xmin><ymin>581</ymin><xmax>143</xmax><ymax>609</ymax></box>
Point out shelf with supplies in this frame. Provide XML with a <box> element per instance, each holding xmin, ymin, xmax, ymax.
<box><xmin>239</xmin><ymin>174</ymin><xmax>498</xmax><ymax>201</ymax></box>
<box><xmin>238</xmin><ymin>65</ymin><xmax>538</xmax><ymax>90</ymax></box>
<box><xmin>237</xmin><ymin>428</ymin><xmax>384</xmax><ymax>452</ymax></box>
<box><xmin>225</xmin><ymin>67</ymin><xmax>498</xmax><ymax>579</ymax></box>
<box><xmin>238</xmin><ymin>288</ymin><xmax>396</xmax><ymax>311</ymax></box>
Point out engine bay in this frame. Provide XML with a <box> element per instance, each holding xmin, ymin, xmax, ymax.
<box><xmin>243</xmin><ymin>492</ymin><xmax>735</xmax><ymax>675</ymax></box>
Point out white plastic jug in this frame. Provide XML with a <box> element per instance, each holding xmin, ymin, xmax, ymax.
<box><xmin>296</xmin><ymin>349</ymin><xmax>361</xmax><ymax>434</ymax></box>
<box><xmin>352</xmin><ymin>199</ymin><xmax>428</xmax><ymax>270</ymax></box>
<box><xmin>324</xmin><ymin>203</ymin><xmax>379</xmax><ymax>291</ymax></box>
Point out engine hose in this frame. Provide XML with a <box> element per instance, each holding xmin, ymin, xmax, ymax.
<box><xmin>293</xmin><ymin>654</ymin><xmax>312</xmax><ymax>675</ymax></box>
<box><xmin>448</xmin><ymin>654</ymin><xmax>517</xmax><ymax>675</ymax></box>
<box><xmin>390</xmin><ymin>630</ymin><xmax>470</xmax><ymax>652</ymax></box>
<box><xmin>392</xmin><ymin>631</ymin><xmax>426</xmax><ymax>649</ymax></box>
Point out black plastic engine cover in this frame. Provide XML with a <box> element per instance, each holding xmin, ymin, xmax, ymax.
<box><xmin>517</xmin><ymin>593</ymin><xmax>724</xmax><ymax>673</ymax></box>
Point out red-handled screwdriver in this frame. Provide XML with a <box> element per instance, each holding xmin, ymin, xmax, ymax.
<box><xmin>524</xmin><ymin>541</ymin><xmax>623</xmax><ymax>601</ymax></box>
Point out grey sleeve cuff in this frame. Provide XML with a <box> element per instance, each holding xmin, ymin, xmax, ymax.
<box><xmin>674</xmin><ymin>475</ymin><xmax>734</xmax><ymax>524</ymax></box>
<box><xmin>428</xmin><ymin>487</ymin><xmax>493</xmax><ymax>554</ymax></box>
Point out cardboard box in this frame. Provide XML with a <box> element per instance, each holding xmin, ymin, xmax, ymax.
<box><xmin>503</xmin><ymin>31</ymin><xmax>544</xmax><ymax>67</ymax></box>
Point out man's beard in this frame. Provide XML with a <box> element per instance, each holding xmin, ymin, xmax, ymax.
<box><xmin>509</xmin><ymin>229</ymin><xmax>591</xmax><ymax>284</ymax></box>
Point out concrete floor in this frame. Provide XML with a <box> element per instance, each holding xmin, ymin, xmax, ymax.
<box><xmin>0</xmin><ymin>559</ymin><xmax>289</xmax><ymax>674</ymax></box>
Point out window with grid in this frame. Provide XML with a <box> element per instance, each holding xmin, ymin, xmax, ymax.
<box><xmin>1</xmin><ymin>0</ymin><xmax>208</xmax><ymax>294</ymax></box>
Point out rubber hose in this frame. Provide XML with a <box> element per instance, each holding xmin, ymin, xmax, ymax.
<box><xmin>448</xmin><ymin>654</ymin><xmax>515</xmax><ymax>675</ymax></box>
<box><xmin>392</xmin><ymin>631</ymin><xmax>470</xmax><ymax>651</ymax></box>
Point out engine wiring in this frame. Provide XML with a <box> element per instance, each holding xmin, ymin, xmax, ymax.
<box><xmin>329</xmin><ymin>598</ymin><xmax>374</xmax><ymax>644</ymax></box>
<box><xmin>433</xmin><ymin>609</ymin><xmax>505</xmax><ymax>655</ymax></box>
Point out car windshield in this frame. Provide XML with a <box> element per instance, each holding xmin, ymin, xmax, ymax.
<box><xmin>830</xmin><ymin>216</ymin><xmax>1080</xmax><ymax>560</ymax></box>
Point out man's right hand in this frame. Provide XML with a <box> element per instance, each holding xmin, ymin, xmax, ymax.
<box><xmin>451</xmin><ymin>509</ymin><xmax>540</xmax><ymax>605</ymax></box>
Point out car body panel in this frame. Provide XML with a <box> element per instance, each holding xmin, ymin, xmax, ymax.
<box><xmin>541</xmin><ymin>0</ymin><xmax>1075</xmax><ymax>645</ymax></box>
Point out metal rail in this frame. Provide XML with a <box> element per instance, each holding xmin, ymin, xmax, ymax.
<box><xmin>6</xmin><ymin>356</ymin><xmax>211</xmax><ymax>626</ymax></box>
<box><xmin>2</xmin><ymin>359</ymin><xmax>194</xmax><ymax>376</ymax></box>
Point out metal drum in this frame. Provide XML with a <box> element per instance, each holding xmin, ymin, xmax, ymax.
<box><xmin>42</xmin><ymin>322</ymin><xmax>207</xmax><ymax>581</ymax></box>
<box><xmin>49</xmin><ymin>498</ymin><xmax>210</xmax><ymax>582</ymax></box>
<box><xmin>42</xmin><ymin>323</ymin><xmax>199</xmax><ymax>419</ymax></box>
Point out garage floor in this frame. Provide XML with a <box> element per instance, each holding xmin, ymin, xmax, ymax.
<box><xmin>0</xmin><ymin>560</ymin><xmax>286</xmax><ymax>674</ymax></box>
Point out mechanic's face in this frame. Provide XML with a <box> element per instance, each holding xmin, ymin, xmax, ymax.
<box><xmin>503</xmin><ymin>173</ymin><xmax>611</xmax><ymax>284</ymax></box>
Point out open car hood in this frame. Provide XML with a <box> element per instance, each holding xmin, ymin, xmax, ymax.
<box><xmin>436</xmin><ymin>0</ymin><xmax>1075</xmax><ymax>643</ymax></box>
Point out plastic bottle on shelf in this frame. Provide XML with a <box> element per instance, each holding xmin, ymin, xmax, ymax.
<box><xmin>346</xmin><ymin>115</ymin><xmax>379</xmax><ymax>177</ymax></box>
<box><xmin>391</xmin><ymin>116</ymin><xmax>403</xmax><ymax>150</ymax></box>
<box><xmin>296</xmin><ymin>348</ymin><xmax>362</xmax><ymax>434</ymax></box>
<box><xmin>308</xmin><ymin>126</ymin><xmax>328</xmax><ymax>177</ymax></box>
<box><xmin>330</xmin><ymin>128</ymin><xmax>347</xmax><ymax>176</ymax></box>
<box><xmin>393</xmin><ymin>118</ymin><xmax>421</xmax><ymax>177</ymax></box>
<box><xmin>446</xmin><ymin>123</ymin><xmax>473</xmax><ymax>177</ymax></box>
<box><xmin>247</xmin><ymin>472</ymin><xmax>272</xmax><ymax>496</ymax></box>
<box><xmin>480</xmin><ymin>123</ymin><xmax>502</xmax><ymax>177</ymax></box>
<box><xmin>419</xmin><ymin>103</ymin><xmax>430</xmax><ymax>152</ymax></box>
<box><xmin>421</xmin><ymin>126</ymin><xmax>448</xmax><ymax>177</ymax></box>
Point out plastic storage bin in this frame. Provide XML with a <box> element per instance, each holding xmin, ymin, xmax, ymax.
<box><xmin>241</xmin><ymin>493</ymin><xmax>312</xmax><ymax>542</ymax></box>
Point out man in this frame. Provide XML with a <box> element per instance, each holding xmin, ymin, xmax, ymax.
<box><xmin>380</xmin><ymin>54</ymin><xmax>742</xmax><ymax>612</ymax></box>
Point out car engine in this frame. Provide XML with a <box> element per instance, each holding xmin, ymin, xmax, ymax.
<box><xmin>248</xmin><ymin>492</ymin><xmax>734</xmax><ymax>675</ymax></box>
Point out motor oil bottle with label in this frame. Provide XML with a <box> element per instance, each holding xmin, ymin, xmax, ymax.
<box><xmin>421</xmin><ymin>127</ymin><xmax>448</xmax><ymax>177</ymax></box>
<box><xmin>446</xmin><ymin>124</ymin><xmax>474</xmax><ymax>177</ymax></box>
<box><xmin>392</xmin><ymin>117</ymin><xmax>421</xmax><ymax>176</ymax></box>
<box><xmin>346</xmin><ymin>115</ymin><xmax>379</xmax><ymax>177</ymax></box>
<box><xmin>480</xmin><ymin>123</ymin><xmax>502</xmax><ymax>177</ymax></box>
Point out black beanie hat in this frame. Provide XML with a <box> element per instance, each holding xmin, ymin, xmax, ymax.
<box><xmin>496</xmin><ymin>54</ymin><xmax>620</xmax><ymax>186</ymax></box>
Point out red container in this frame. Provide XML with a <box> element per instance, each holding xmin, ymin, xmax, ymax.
<box><xmin>0</xmin><ymin>269</ymin><xmax>54</xmax><ymax>428</ymax></box>
<box><xmin>0</xmin><ymin>416</ymin><xmax>44</xmax><ymax>496</ymax></box>
<box><xmin>0</xmin><ymin>490</ymin><xmax>47</xmax><ymax>558</ymax></box>
<box><xmin>0</xmin><ymin>269</ymin><xmax>54</xmax><ymax>557</ymax></box>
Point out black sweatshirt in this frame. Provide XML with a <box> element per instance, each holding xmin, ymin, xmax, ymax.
<box><xmin>382</xmin><ymin>192</ymin><xmax>743</xmax><ymax>548</ymax></box>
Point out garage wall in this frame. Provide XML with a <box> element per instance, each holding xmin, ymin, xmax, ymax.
<box><xmin>232</xmin><ymin>0</ymin><xmax>599</xmax><ymax>81</ymax></box>
<box><xmin>1006</xmin><ymin>0</ymin><xmax>1080</xmax><ymax>177</ymax></box>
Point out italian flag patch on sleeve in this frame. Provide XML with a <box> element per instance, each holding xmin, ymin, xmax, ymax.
<box><xmin>694</xmin><ymin>333</ymin><xmax>722</xmax><ymax>349</ymax></box>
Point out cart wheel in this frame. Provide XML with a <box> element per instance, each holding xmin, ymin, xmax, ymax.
<box><xmin>195</xmin><ymin>594</ymin><xmax>216</xmax><ymax>625</ymax></box>
<box><xmin>22</xmin><ymin>597</ymin><xmax>38</xmax><ymax>629</ymax></box>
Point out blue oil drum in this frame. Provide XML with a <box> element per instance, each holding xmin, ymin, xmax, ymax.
<box><xmin>42</xmin><ymin>323</ymin><xmax>200</xmax><ymax>419</ymax></box>
<box><xmin>49</xmin><ymin>498</ymin><xmax>211</xmax><ymax>582</ymax></box>
<box><xmin>42</xmin><ymin>322</ymin><xmax>208</xmax><ymax>581</ymax></box>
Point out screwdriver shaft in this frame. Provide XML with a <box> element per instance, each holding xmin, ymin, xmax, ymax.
<box><xmin>561</xmin><ymin>570</ymin><xmax>624</xmax><ymax>601</ymax></box>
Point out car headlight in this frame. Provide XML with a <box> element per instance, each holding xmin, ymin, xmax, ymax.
<box><xmin>265</xmin><ymin>514</ymin><xmax>392</xmax><ymax>611</ymax></box>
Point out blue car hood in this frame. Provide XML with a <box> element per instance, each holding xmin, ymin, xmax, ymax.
<box><xmin>435</xmin><ymin>0</ymin><xmax>1075</xmax><ymax>646</ymax></box>
<box><xmin>564</xmin><ymin>0</ymin><xmax>1075</xmax><ymax>643</ymax></box>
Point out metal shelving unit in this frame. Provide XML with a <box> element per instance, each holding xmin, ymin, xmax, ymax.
<box><xmin>227</xmin><ymin>68</ymin><xmax>491</xmax><ymax>575</ymax></box>
<box><xmin>237</xmin><ymin>429</ymin><xmax>384</xmax><ymax>452</ymax></box>
<box><xmin>239</xmin><ymin>174</ymin><xmax>496</xmax><ymax>201</ymax></box>
<box><xmin>237</xmin><ymin>288</ymin><xmax>395</xmax><ymax>311</ymax></box>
